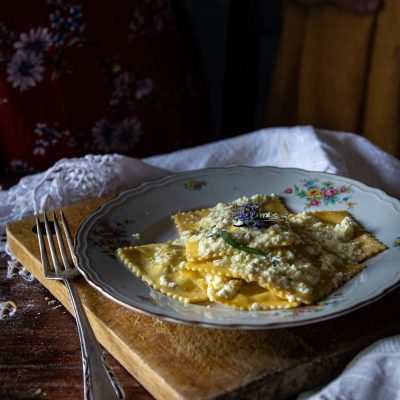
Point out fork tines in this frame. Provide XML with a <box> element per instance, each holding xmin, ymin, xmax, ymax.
<box><xmin>36</xmin><ymin>211</ymin><xmax>78</xmax><ymax>280</ymax></box>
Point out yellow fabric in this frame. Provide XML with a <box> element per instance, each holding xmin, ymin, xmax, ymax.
<box><xmin>266</xmin><ymin>1</ymin><xmax>400</xmax><ymax>157</ymax></box>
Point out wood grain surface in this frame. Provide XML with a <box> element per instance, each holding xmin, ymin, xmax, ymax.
<box><xmin>2</xmin><ymin>184</ymin><xmax>400</xmax><ymax>400</ymax></box>
<box><xmin>0</xmin><ymin>252</ymin><xmax>152</xmax><ymax>400</ymax></box>
<box><xmin>0</xmin><ymin>174</ymin><xmax>152</xmax><ymax>400</ymax></box>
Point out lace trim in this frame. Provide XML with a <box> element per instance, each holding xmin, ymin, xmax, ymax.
<box><xmin>0</xmin><ymin>153</ymin><xmax>168</xmax><ymax>252</ymax></box>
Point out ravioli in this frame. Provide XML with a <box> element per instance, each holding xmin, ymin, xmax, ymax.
<box><xmin>290</xmin><ymin>211</ymin><xmax>386</xmax><ymax>262</ymax></box>
<box><xmin>185</xmin><ymin>247</ymin><xmax>362</xmax><ymax>304</ymax></box>
<box><xmin>173</xmin><ymin>194</ymin><xmax>289</xmax><ymax>236</ymax></box>
<box><xmin>117</xmin><ymin>242</ymin><xmax>208</xmax><ymax>303</ymax></box>
<box><xmin>117</xmin><ymin>241</ymin><xmax>300</xmax><ymax>309</ymax></box>
<box><xmin>180</xmin><ymin>208</ymin><xmax>385</xmax><ymax>304</ymax></box>
<box><xmin>174</xmin><ymin>194</ymin><xmax>292</xmax><ymax>263</ymax></box>
<box><xmin>117</xmin><ymin>194</ymin><xmax>386</xmax><ymax>310</ymax></box>
<box><xmin>206</xmin><ymin>275</ymin><xmax>300</xmax><ymax>310</ymax></box>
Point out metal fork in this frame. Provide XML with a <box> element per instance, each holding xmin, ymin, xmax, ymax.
<box><xmin>36</xmin><ymin>211</ymin><xmax>123</xmax><ymax>400</ymax></box>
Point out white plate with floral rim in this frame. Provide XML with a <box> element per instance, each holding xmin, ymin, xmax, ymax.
<box><xmin>74</xmin><ymin>166</ymin><xmax>400</xmax><ymax>329</ymax></box>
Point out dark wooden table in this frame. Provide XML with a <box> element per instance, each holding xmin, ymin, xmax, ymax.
<box><xmin>0</xmin><ymin>175</ymin><xmax>152</xmax><ymax>400</ymax></box>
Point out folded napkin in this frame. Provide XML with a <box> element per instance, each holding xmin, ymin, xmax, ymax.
<box><xmin>145</xmin><ymin>125</ymin><xmax>343</xmax><ymax>174</ymax></box>
<box><xmin>1</xmin><ymin>125</ymin><xmax>400</xmax><ymax>399</ymax></box>
<box><xmin>298</xmin><ymin>334</ymin><xmax>400</xmax><ymax>400</ymax></box>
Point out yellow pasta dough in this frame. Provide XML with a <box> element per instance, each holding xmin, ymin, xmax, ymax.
<box><xmin>117</xmin><ymin>242</ymin><xmax>208</xmax><ymax>303</ymax></box>
<box><xmin>117</xmin><ymin>240</ymin><xmax>302</xmax><ymax>309</ymax></box>
<box><xmin>205</xmin><ymin>275</ymin><xmax>300</xmax><ymax>310</ymax></box>
<box><xmin>295</xmin><ymin>211</ymin><xmax>386</xmax><ymax>262</ymax></box>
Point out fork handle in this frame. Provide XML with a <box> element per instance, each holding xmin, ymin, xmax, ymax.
<box><xmin>64</xmin><ymin>279</ymin><xmax>124</xmax><ymax>400</ymax></box>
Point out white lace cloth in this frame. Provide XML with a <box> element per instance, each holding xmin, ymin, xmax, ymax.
<box><xmin>1</xmin><ymin>125</ymin><xmax>400</xmax><ymax>398</ymax></box>
<box><xmin>0</xmin><ymin>154</ymin><xmax>167</xmax><ymax>252</ymax></box>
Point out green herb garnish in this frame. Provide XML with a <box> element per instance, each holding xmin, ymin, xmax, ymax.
<box><xmin>216</xmin><ymin>230</ymin><xmax>268</xmax><ymax>257</ymax></box>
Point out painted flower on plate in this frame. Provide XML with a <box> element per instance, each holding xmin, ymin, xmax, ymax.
<box><xmin>183</xmin><ymin>180</ymin><xmax>207</xmax><ymax>191</ymax></box>
<box><xmin>321</xmin><ymin>186</ymin><xmax>337</xmax><ymax>199</ymax></box>
<box><xmin>307</xmin><ymin>188</ymin><xmax>321</xmax><ymax>198</ymax></box>
<box><xmin>283</xmin><ymin>178</ymin><xmax>355</xmax><ymax>209</ymax></box>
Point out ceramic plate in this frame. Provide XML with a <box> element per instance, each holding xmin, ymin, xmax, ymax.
<box><xmin>75</xmin><ymin>166</ymin><xmax>400</xmax><ymax>329</ymax></box>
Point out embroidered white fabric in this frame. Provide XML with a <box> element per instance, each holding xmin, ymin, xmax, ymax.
<box><xmin>0</xmin><ymin>153</ymin><xmax>167</xmax><ymax>252</ymax></box>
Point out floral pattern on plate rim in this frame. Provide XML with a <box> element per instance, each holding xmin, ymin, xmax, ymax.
<box><xmin>87</xmin><ymin>217</ymin><xmax>136</xmax><ymax>259</ymax></box>
<box><xmin>282</xmin><ymin>178</ymin><xmax>355</xmax><ymax>209</ymax></box>
<box><xmin>183</xmin><ymin>180</ymin><xmax>207</xmax><ymax>191</ymax></box>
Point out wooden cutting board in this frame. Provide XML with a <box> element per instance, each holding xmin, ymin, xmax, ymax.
<box><xmin>6</xmin><ymin>196</ymin><xmax>400</xmax><ymax>400</ymax></box>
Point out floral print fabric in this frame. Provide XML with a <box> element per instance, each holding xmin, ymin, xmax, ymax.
<box><xmin>0</xmin><ymin>0</ymin><xmax>209</xmax><ymax>174</ymax></box>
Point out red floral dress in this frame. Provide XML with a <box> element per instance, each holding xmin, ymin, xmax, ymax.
<box><xmin>0</xmin><ymin>0</ymin><xmax>209</xmax><ymax>174</ymax></box>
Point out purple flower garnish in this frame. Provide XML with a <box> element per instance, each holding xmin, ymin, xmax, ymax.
<box><xmin>232</xmin><ymin>203</ymin><xmax>271</xmax><ymax>230</ymax></box>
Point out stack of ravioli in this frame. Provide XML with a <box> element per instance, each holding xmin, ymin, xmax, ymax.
<box><xmin>117</xmin><ymin>194</ymin><xmax>385</xmax><ymax>311</ymax></box>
